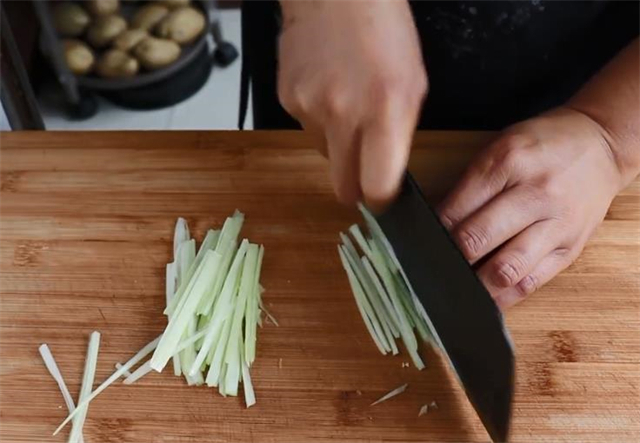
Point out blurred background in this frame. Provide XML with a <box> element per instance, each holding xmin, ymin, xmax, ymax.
<box><xmin>0</xmin><ymin>0</ymin><xmax>251</xmax><ymax>131</ymax></box>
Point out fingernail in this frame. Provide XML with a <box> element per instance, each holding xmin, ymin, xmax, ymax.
<box><xmin>440</xmin><ymin>214</ymin><xmax>454</xmax><ymax>230</ymax></box>
<box><xmin>518</xmin><ymin>275</ymin><xmax>537</xmax><ymax>295</ymax></box>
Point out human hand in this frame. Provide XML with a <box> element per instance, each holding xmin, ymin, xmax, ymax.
<box><xmin>438</xmin><ymin>108</ymin><xmax>626</xmax><ymax>308</ymax></box>
<box><xmin>278</xmin><ymin>0</ymin><xmax>427</xmax><ymax>209</ymax></box>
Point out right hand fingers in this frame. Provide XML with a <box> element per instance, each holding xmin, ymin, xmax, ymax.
<box><xmin>280</xmin><ymin>79</ymin><xmax>426</xmax><ymax>210</ymax></box>
<box><xmin>360</xmin><ymin>88</ymin><xmax>423</xmax><ymax>211</ymax></box>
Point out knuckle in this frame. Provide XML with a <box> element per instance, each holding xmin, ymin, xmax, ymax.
<box><xmin>322</xmin><ymin>85</ymin><xmax>349</xmax><ymax>120</ymax></box>
<box><xmin>372</xmin><ymin>73</ymin><xmax>409</xmax><ymax>102</ymax></box>
<box><xmin>456</xmin><ymin>224</ymin><xmax>490</xmax><ymax>260</ymax></box>
<box><xmin>536</xmin><ymin>176</ymin><xmax>565</xmax><ymax>202</ymax></box>
<box><xmin>277</xmin><ymin>82</ymin><xmax>301</xmax><ymax>115</ymax></box>
<box><xmin>489</xmin><ymin>133</ymin><xmax>536</xmax><ymax>173</ymax></box>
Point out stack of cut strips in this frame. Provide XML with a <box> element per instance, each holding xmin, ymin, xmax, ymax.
<box><xmin>338</xmin><ymin>205</ymin><xmax>437</xmax><ymax>370</ymax></box>
<box><xmin>42</xmin><ymin>211</ymin><xmax>268</xmax><ymax>442</ymax></box>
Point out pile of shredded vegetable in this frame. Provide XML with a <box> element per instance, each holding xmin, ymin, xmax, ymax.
<box><xmin>338</xmin><ymin>204</ymin><xmax>436</xmax><ymax>369</ymax></box>
<box><xmin>42</xmin><ymin>211</ymin><xmax>268</xmax><ymax>441</ymax></box>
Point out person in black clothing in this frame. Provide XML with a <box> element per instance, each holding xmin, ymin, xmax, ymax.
<box><xmin>240</xmin><ymin>1</ymin><xmax>640</xmax><ymax>309</ymax></box>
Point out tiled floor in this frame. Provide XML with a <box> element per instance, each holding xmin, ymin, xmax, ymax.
<box><xmin>38</xmin><ymin>10</ymin><xmax>252</xmax><ymax>131</ymax></box>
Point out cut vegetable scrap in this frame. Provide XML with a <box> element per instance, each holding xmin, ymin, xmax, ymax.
<box><xmin>338</xmin><ymin>205</ymin><xmax>439</xmax><ymax>369</ymax></box>
<box><xmin>55</xmin><ymin>335</ymin><xmax>161</xmax><ymax>435</ymax></box>
<box><xmin>418</xmin><ymin>404</ymin><xmax>429</xmax><ymax>417</ymax></box>
<box><xmin>68</xmin><ymin>331</ymin><xmax>100</xmax><ymax>443</ymax></box>
<box><xmin>370</xmin><ymin>383</ymin><xmax>408</xmax><ymax>406</ymax></box>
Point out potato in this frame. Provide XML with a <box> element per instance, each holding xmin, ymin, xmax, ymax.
<box><xmin>155</xmin><ymin>6</ymin><xmax>205</xmax><ymax>45</ymax></box>
<box><xmin>112</xmin><ymin>28</ymin><xmax>148</xmax><ymax>52</ymax></box>
<box><xmin>62</xmin><ymin>39</ymin><xmax>95</xmax><ymax>75</ymax></box>
<box><xmin>159</xmin><ymin>0</ymin><xmax>191</xmax><ymax>8</ymax></box>
<box><xmin>87</xmin><ymin>15</ymin><xmax>127</xmax><ymax>48</ymax></box>
<box><xmin>131</xmin><ymin>4</ymin><xmax>169</xmax><ymax>30</ymax></box>
<box><xmin>96</xmin><ymin>49</ymin><xmax>139</xmax><ymax>78</ymax></box>
<box><xmin>133</xmin><ymin>37</ymin><xmax>180</xmax><ymax>70</ymax></box>
<box><xmin>86</xmin><ymin>0</ymin><xmax>120</xmax><ymax>16</ymax></box>
<box><xmin>53</xmin><ymin>3</ymin><xmax>91</xmax><ymax>37</ymax></box>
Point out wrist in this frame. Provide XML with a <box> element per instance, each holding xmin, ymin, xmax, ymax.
<box><xmin>562</xmin><ymin>103</ymin><xmax>640</xmax><ymax>191</ymax></box>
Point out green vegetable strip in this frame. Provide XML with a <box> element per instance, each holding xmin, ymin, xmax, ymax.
<box><xmin>339</xmin><ymin>239</ymin><xmax>392</xmax><ymax>352</ymax></box>
<box><xmin>361</xmin><ymin>257</ymin><xmax>400</xmax><ymax>339</ymax></box>
<box><xmin>206</xmin><ymin>339</ymin><xmax>216</xmax><ymax>365</ymax></box>
<box><xmin>258</xmin><ymin>299</ymin><xmax>278</xmax><ymax>327</ymax></box>
<box><xmin>190</xmin><ymin>240</ymin><xmax>248</xmax><ymax>377</ymax></box>
<box><xmin>218</xmin><ymin>363</ymin><xmax>228</xmax><ymax>397</ymax></box>
<box><xmin>361</xmin><ymin>204</ymin><xmax>441</xmax><ymax>350</ymax></box>
<box><xmin>165</xmin><ymin>229</ymin><xmax>219</xmax><ymax>316</ymax></box>
<box><xmin>338</xmin><ymin>246</ymin><xmax>388</xmax><ymax>355</ymax></box>
<box><xmin>241</xmin><ymin>342</ymin><xmax>256</xmax><ymax>407</ymax></box>
<box><xmin>173</xmin><ymin>218</ymin><xmax>190</xmax><ymax>258</ymax></box>
<box><xmin>197</xmin><ymin>240</ymin><xmax>237</xmax><ymax>315</ymax></box>
<box><xmin>195</xmin><ymin>313</ymin><xmax>210</xmax><ymax>350</ymax></box>
<box><xmin>224</xmin><ymin>244</ymin><xmax>259</xmax><ymax>396</ymax></box>
<box><xmin>392</xmin><ymin>273</ymin><xmax>432</xmax><ymax>343</ymax></box>
<box><xmin>348</xmin><ymin>232</ymin><xmax>403</xmax><ymax>337</ymax></box>
<box><xmin>203</xmin><ymin>242</ymin><xmax>248</xmax><ymax>386</ymax></box>
<box><xmin>38</xmin><ymin>345</ymin><xmax>85</xmax><ymax>443</ymax></box>
<box><xmin>364</xmin><ymin>235</ymin><xmax>418</xmax><ymax>351</ymax></box>
<box><xmin>369</xmin><ymin>240</ymin><xmax>424</xmax><ymax>369</ymax></box>
<box><xmin>54</xmin><ymin>335</ymin><xmax>162</xmax><ymax>436</ymax></box>
<box><xmin>348</xmin><ymin>224</ymin><xmax>373</xmax><ymax>258</ymax></box>
<box><xmin>123</xmin><ymin>329</ymin><xmax>210</xmax><ymax>385</ymax></box>
<box><xmin>176</xmin><ymin>240</ymin><xmax>198</xmax><ymax>381</ymax></box>
<box><xmin>206</xmin><ymin>313</ymin><xmax>234</xmax><ymax>388</ymax></box>
<box><xmin>122</xmin><ymin>360</ymin><xmax>152</xmax><ymax>385</ymax></box>
<box><xmin>67</xmin><ymin>331</ymin><xmax>100</xmax><ymax>443</ymax></box>
<box><xmin>198</xmin><ymin>212</ymin><xmax>244</xmax><ymax>316</ymax></box>
<box><xmin>340</xmin><ymin>232</ymin><xmax>396</xmax><ymax>348</ymax></box>
<box><xmin>245</xmin><ymin>245</ymin><xmax>264</xmax><ymax>366</ymax></box>
<box><xmin>358</xmin><ymin>204</ymin><xmax>399</xmax><ymax>271</ymax></box>
<box><xmin>151</xmin><ymin>250</ymin><xmax>223</xmax><ymax>372</ymax></box>
<box><xmin>165</xmin><ymin>262</ymin><xmax>181</xmax><ymax>377</ymax></box>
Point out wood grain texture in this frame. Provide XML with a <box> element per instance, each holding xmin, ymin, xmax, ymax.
<box><xmin>0</xmin><ymin>130</ymin><xmax>638</xmax><ymax>443</ymax></box>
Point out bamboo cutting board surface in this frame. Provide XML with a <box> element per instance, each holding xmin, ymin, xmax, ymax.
<box><xmin>0</xmin><ymin>131</ymin><xmax>638</xmax><ymax>443</ymax></box>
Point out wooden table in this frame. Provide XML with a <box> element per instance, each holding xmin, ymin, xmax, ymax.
<box><xmin>0</xmin><ymin>131</ymin><xmax>638</xmax><ymax>443</ymax></box>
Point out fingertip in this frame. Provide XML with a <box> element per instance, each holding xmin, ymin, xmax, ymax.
<box><xmin>329</xmin><ymin>161</ymin><xmax>362</xmax><ymax>207</ymax></box>
<box><xmin>362</xmin><ymin>177</ymin><xmax>402</xmax><ymax>214</ymax></box>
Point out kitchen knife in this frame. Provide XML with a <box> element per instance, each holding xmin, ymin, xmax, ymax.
<box><xmin>371</xmin><ymin>173</ymin><xmax>515</xmax><ymax>442</ymax></box>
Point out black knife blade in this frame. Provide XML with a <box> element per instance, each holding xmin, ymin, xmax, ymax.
<box><xmin>373</xmin><ymin>173</ymin><xmax>515</xmax><ymax>442</ymax></box>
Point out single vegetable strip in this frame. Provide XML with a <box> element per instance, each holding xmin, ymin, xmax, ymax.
<box><xmin>68</xmin><ymin>331</ymin><xmax>100</xmax><ymax>443</ymax></box>
<box><xmin>166</xmin><ymin>262</ymin><xmax>181</xmax><ymax>377</ymax></box>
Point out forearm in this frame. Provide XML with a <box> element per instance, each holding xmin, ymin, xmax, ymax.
<box><xmin>568</xmin><ymin>38</ymin><xmax>640</xmax><ymax>188</ymax></box>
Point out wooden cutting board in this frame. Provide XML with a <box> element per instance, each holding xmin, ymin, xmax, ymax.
<box><xmin>0</xmin><ymin>131</ymin><xmax>638</xmax><ymax>443</ymax></box>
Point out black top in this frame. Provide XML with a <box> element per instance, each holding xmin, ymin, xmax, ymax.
<box><xmin>240</xmin><ymin>1</ymin><xmax>639</xmax><ymax>130</ymax></box>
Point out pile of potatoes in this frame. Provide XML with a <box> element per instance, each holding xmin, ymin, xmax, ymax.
<box><xmin>54</xmin><ymin>0</ymin><xmax>206</xmax><ymax>79</ymax></box>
